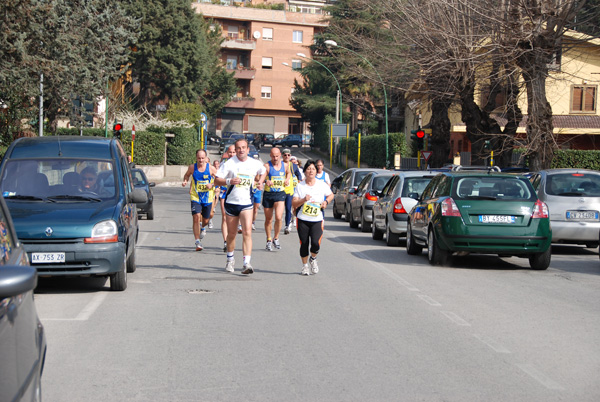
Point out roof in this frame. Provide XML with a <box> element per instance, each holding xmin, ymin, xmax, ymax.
<box><xmin>7</xmin><ymin>136</ymin><xmax>116</xmax><ymax>160</ymax></box>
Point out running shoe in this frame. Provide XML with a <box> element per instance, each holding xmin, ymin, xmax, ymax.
<box><xmin>284</xmin><ymin>226</ymin><xmax>290</xmax><ymax>235</ymax></box>
<box><xmin>292</xmin><ymin>219</ymin><xmax>297</xmax><ymax>228</ymax></box>
<box><xmin>225</xmin><ymin>259</ymin><xmax>235</xmax><ymax>273</ymax></box>
<box><xmin>252</xmin><ymin>222</ymin><xmax>256</xmax><ymax>230</ymax></box>
<box><xmin>301</xmin><ymin>264</ymin><xmax>310</xmax><ymax>276</ymax></box>
<box><xmin>310</xmin><ymin>258</ymin><xmax>319</xmax><ymax>274</ymax></box>
<box><xmin>241</xmin><ymin>263</ymin><xmax>254</xmax><ymax>275</ymax></box>
<box><xmin>222</xmin><ymin>242</ymin><xmax>227</xmax><ymax>252</ymax></box>
<box><xmin>200</xmin><ymin>228</ymin><xmax>206</xmax><ymax>240</ymax></box>
<box><xmin>273</xmin><ymin>238</ymin><xmax>281</xmax><ymax>250</ymax></box>
<box><xmin>195</xmin><ymin>240</ymin><xmax>203</xmax><ymax>251</ymax></box>
<box><xmin>237</xmin><ymin>224</ymin><xmax>242</xmax><ymax>234</ymax></box>
<box><xmin>208</xmin><ymin>219</ymin><xmax>214</xmax><ymax>229</ymax></box>
<box><xmin>266</xmin><ymin>240</ymin><xmax>273</xmax><ymax>251</ymax></box>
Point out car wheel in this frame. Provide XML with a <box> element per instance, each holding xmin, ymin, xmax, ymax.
<box><xmin>333</xmin><ymin>201</ymin><xmax>342</xmax><ymax>219</ymax></box>
<box><xmin>372</xmin><ymin>218</ymin><xmax>384</xmax><ymax>240</ymax></box>
<box><xmin>344</xmin><ymin>204</ymin><xmax>351</xmax><ymax>222</ymax></box>
<box><xmin>127</xmin><ymin>245</ymin><xmax>137</xmax><ymax>273</ymax></box>
<box><xmin>529</xmin><ymin>247</ymin><xmax>551</xmax><ymax>270</ymax></box>
<box><xmin>349</xmin><ymin>208</ymin><xmax>359</xmax><ymax>228</ymax></box>
<box><xmin>406</xmin><ymin>223</ymin><xmax>422</xmax><ymax>255</ymax></box>
<box><xmin>110</xmin><ymin>252</ymin><xmax>128</xmax><ymax>291</ymax></box>
<box><xmin>147</xmin><ymin>204</ymin><xmax>154</xmax><ymax>220</ymax></box>
<box><xmin>360</xmin><ymin>209</ymin><xmax>371</xmax><ymax>232</ymax></box>
<box><xmin>386</xmin><ymin>221</ymin><xmax>400</xmax><ymax>246</ymax></box>
<box><xmin>427</xmin><ymin>229</ymin><xmax>449</xmax><ymax>266</ymax></box>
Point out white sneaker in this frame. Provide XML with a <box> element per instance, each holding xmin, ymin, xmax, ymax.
<box><xmin>284</xmin><ymin>226</ymin><xmax>290</xmax><ymax>235</ymax></box>
<box><xmin>310</xmin><ymin>258</ymin><xmax>319</xmax><ymax>274</ymax></box>
<box><xmin>237</xmin><ymin>224</ymin><xmax>242</xmax><ymax>234</ymax></box>
<box><xmin>252</xmin><ymin>222</ymin><xmax>256</xmax><ymax>230</ymax></box>
<box><xmin>208</xmin><ymin>219</ymin><xmax>214</xmax><ymax>229</ymax></box>
<box><xmin>292</xmin><ymin>220</ymin><xmax>297</xmax><ymax>228</ymax></box>
<box><xmin>241</xmin><ymin>263</ymin><xmax>254</xmax><ymax>275</ymax></box>
<box><xmin>195</xmin><ymin>240</ymin><xmax>203</xmax><ymax>251</ymax></box>
<box><xmin>274</xmin><ymin>238</ymin><xmax>281</xmax><ymax>250</ymax></box>
<box><xmin>200</xmin><ymin>229</ymin><xmax>206</xmax><ymax>240</ymax></box>
<box><xmin>266</xmin><ymin>240</ymin><xmax>273</xmax><ymax>251</ymax></box>
<box><xmin>225</xmin><ymin>259</ymin><xmax>235</xmax><ymax>273</ymax></box>
<box><xmin>301</xmin><ymin>264</ymin><xmax>310</xmax><ymax>276</ymax></box>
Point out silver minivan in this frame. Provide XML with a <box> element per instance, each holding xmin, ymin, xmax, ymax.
<box><xmin>530</xmin><ymin>168</ymin><xmax>600</xmax><ymax>247</ymax></box>
<box><xmin>371</xmin><ymin>171</ymin><xmax>436</xmax><ymax>246</ymax></box>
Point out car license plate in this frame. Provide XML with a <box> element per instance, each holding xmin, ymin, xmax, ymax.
<box><xmin>31</xmin><ymin>252</ymin><xmax>65</xmax><ymax>263</ymax></box>
<box><xmin>566</xmin><ymin>211</ymin><xmax>598</xmax><ymax>220</ymax></box>
<box><xmin>479</xmin><ymin>215</ymin><xmax>515</xmax><ymax>223</ymax></box>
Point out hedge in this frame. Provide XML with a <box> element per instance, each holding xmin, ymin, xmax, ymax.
<box><xmin>339</xmin><ymin>132</ymin><xmax>409</xmax><ymax>168</ymax></box>
<box><xmin>165</xmin><ymin>127</ymin><xmax>204</xmax><ymax>166</ymax></box>
<box><xmin>551</xmin><ymin>150</ymin><xmax>600</xmax><ymax>170</ymax></box>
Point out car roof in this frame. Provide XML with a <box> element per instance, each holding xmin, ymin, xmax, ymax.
<box><xmin>540</xmin><ymin>168</ymin><xmax>600</xmax><ymax>174</ymax></box>
<box><xmin>7</xmin><ymin>136</ymin><xmax>115</xmax><ymax>159</ymax></box>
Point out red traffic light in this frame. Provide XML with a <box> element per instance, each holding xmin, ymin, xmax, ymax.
<box><xmin>416</xmin><ymin>130</ymin><xmax>425</xmax><ymax>139</ymax></box>
<box><xmin>113</xmin><ymin>123</ymin><xmax>123</xmax><ymax>131</ymax></box>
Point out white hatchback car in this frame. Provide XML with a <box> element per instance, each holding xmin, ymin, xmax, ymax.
<box><xmin>530</xmin><ymin>168</ymin><xmax>600</xmax><ymax>247</ymax></box>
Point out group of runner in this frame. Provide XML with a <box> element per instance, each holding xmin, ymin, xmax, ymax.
<box><xmin>182</xmin><ymin>138</ymin><xmax>333</xmax><ymax>276</ymax></box>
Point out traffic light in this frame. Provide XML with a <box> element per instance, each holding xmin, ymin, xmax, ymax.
<box><xmin>410</xmin><ymin>128</ymin><xmax>425</xmax><ymax>150</ymax></box>
<box><xmin>483</xmin><ymin>140</ymin><xmax>491</xmax><ymax>150</ymax></box>
<box><xmin>113</xmin><ymin>122</ymin><xmax>123</xmax><ymax>140</ymax></box>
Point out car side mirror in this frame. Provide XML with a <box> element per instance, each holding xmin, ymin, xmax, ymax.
<box><xmin>349</xmin><ymin>187</ymin><xmax>356</xmax><ymax>195</ymax></box>
<box><xmin>0</xmin><ymin>265</ymin><xmax>37</xmax><ymax>298</ymax></box>
<box><xmin>129</xmin><ymin>188</ymin><xmax>148</xmax><ymax>204</ymax></box>
<box><xmin>149</xmin><ymin>182</ymin><xmax>156</xmax><ymax>188</ymax></box>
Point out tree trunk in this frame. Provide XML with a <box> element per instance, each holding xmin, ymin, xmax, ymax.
<box><xmin>428</xmin><ymin>97</ymin><xmax>452</xmax><ymax>168</ymax></box>
<box><xmin>523</xmin><ymin>68</ymin><xmax>555</xmax><ymax>171</ymax></box>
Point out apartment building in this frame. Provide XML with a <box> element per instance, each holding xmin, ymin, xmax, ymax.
<box><xmin>192</xmin><ymin>1</ymin><xmax>328</xmax><ymax>136</ymax></box>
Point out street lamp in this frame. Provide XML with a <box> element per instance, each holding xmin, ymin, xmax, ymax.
<box><xmin>285</xmin><ymin>54</ymin><xmax>343</xmax><ymax>124</ymax></box>
<box><xmin>324</xmin><ymin>40</ymin><xmax>389</xmax><ymax>167</ymax></box>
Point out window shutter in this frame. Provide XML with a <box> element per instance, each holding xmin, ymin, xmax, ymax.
<box><xmin>584</xmin><ymin>87</ymin><xmax>596</xmax><ymax>111</ymax></box>
<box><xmin>572</xmin><ymin>87</ymin><xmax>583</xmax><ymax>111</ymax></box>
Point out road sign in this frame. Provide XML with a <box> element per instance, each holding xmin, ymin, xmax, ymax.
<box><xmin>331</xmin><ymin>123</ymin><xmax>349</xmax><ymax>137</ymax></box>
<box><xmin>200</xmin><ymin>113</ymin><xmax>208</xmax><ymax>123</ymax></box>
<box><xmin>421</xmin><ymin>150</ymin><xmax>433</xmax><ymax>162</ymax></box>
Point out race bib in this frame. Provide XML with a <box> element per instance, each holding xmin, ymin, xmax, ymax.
<box><xmin>302</xmin><ymin>201</ymin><xmax>321</xmax><ymax>217</ymax></box>
<box><xmin>236</xmin><ymin>174</ymin><xmax>252</xmax><ymax>189</ymax></box>
<box><xmin>196</xmin><ymin>180</ymin><xmax>210</xmax><ymax>192</ymax></box>
<box><xmin>271</xmin><ymin>175</ymin><xmax>285</xmax><ymax>191</ymax></box>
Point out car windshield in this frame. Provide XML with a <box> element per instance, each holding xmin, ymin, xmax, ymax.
<box><xmin>401</xmin><ymin>177</ymin><xmax>432</xmax><ymax>197</ymax></box>
<box><xmin>545</xmin><ymin>172</ymin><xmax>600</xmax><ymax>196</ymax></box>
<box><xmin>132</xmin><ymin>170</ymin><xmax>147</xmax><ymax>186</ymax></box>
<box><xmin>1</xmin><ymin>159</ymin><xmax>117</xmax><ymax>201</ymax></box>
<box><xmin>454</xmin><ymin>176</ymin><xmax>533</xmax><ymax>200</ymax></box>
<box><xmin>373</xmin><ymin>175</ymin><xmax>392</xmax><ymax>191</ymax></box>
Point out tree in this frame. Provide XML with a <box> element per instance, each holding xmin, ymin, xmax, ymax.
<box><xmin>125</xmin><ymin>0</ymin><xmax>236</xmax><ymax>114</ymax></box>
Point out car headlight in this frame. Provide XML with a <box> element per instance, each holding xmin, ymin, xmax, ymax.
<box><xmin>85</xmin><ymin>220</ymin><xmax>118</xmax><ymax>243</ymax></box>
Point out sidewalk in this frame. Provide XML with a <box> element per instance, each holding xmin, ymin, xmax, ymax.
<box><xmin>152</xmin><ymin>146</ymin><xmax>346</xmax><ymax>187</ymax></box>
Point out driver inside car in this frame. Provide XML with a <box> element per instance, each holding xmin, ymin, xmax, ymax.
<box><xmin>80</xmin><ymin>167</ymin><xmax>100</xmax><ymax>193</ymax></box>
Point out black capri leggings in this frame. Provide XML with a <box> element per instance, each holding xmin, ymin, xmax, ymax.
<box><xmin>297</xmin><ymin>218</ymin><xmax>324</xmax><ymax>258</ymax></box>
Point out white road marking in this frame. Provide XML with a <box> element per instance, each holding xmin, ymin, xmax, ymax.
<box><xmin>441</xmin><ymin>311</ymin><xmax>471</xmax><ymax>326</ymax></box>
<box><xmin>43</xmin><ymin>292</ymin><xmax>107</xmax><ymax>321</ymax></box>
<box><xmin>417</xmin><ymin>294</ymin><xmax>441</xmax><ymax>306</ymax></box>
<box><xmin>473</xmin><ymin>334</ymin><xmax>511</xmax><ymax>353</ymax></box>
<box><xmin>516</xmin><ymin>363</ymin><xmax>565</xmax><ymax>390</ymax></box>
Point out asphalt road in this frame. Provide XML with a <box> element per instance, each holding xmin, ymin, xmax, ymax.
<box><xmin>35</xmin><ymin>149</ymin><xmax>600</xmax><ymax>401</ymax></box>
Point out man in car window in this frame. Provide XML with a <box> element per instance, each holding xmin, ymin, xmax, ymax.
<box><xmin>80</xmin><ymin>167</ymin><xmax>100</xmax><ymax>193</ymax></box>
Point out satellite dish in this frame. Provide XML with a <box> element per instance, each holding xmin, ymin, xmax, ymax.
<box><xmin>253</xmin><ymin>31</ymin><xmax>261</xmax><ymax>39</ymax></box>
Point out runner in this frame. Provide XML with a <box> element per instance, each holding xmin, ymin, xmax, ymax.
<box><xmin>292</xmin><ymin>160</ymin><xmax>334</xmax><ymax>275</ymax></box>
<box><xmin>262</xmin><ymin>147</ymin><xmax>291</xmax><ymax>251</ymax></box>
<box><xmin>316</xmin><ymin>159</ymin><xmax>331</xmax><ymax>187</ymax></box>
<box><xmin>219</xmin><ymin>145</ymin><xmax>236</xmax><ymax>252</ymax></box>
<box><xmin>251</xmin><ymin>185</ymin><xmax>262</xmax><ymax>231</ymax></box>
<box><xmin>209</xmin><ymin>159</ymin><xmax>220</xmax><ymax>229</ymax></box>
<box><xmin>214</xmin><ymin>139</ymin><xmax>266</xmax><ymax>274</ymax></box>
<box><xmin>182</xmin><ymin>149</ymin><xmax>218</xmax><ymax>251</ymax></box>
<box><xmin>282</xmin><ymin>149</ymin><xmax>303</xmax><ymax>234</ymax></box>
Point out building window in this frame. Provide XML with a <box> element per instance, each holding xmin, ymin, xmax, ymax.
<box><xmin>293</xmin><ymin>30</ymin><xmax>303</xmax><ymax>43</ymax></box>
<box><xmin>226</xmin><ymin>56</ymin><xmax>237</xmax><ymax>70</ymax></box>
<box><xmin>571</xmin><ymin>85</ymin><xmax>597</xmax><ymax>113</ymax></box>
<box><xmin>263</xmin><ymin>27</ymin><xmax>273</xmax><ymax>40</ymax></box>
<box><xmin>262</xmin><ymin>57</ymin><xmax>273</xmax><ymax>69</ymax></box>
<box><xmin>261</xmin><ymin>86</ymin><xmax>272</xmax><ymax>99</ymax></box>
<box><xmin>291</xmin><ymin>59</ymin><xmax>302</xmax><ymax>69</ymax></box>
<box><xmin>227</xmin><ymin>25</ymin><xmax>238</xmax><ymax>39</ymax></box>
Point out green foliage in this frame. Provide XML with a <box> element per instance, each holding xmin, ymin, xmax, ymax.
<box><xmin>340</xmin><ymin>132</ymin><xmax>408</xmax><ymax>168</ymax></box>
<box><xmin>313</xmin><ymin>115</ymin><xmax>336</xmax><ymax>151</ymax></box>
<box><xmin>551</xmin><ymin>150</ymin><xmax>600</xmax><ymax>170</ymax></box>
<box><xmin>245</xmin><ymin>3</ymin><xmax>285</xmax><ymax>10</ymax></box>
<box><xmin>165</xmin><ymin>102</ymin><xmax>203</xmax><ymax>125</ymax></box>
<box><xmin>166</xmin><ymin>127</ymin><xmax>203</xmax><ymax>165</ymax></box>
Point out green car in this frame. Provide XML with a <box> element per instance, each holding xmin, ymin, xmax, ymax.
<box><xmin>406</xmin><ymin>170</ymin><xmax>552</xmax><ymax>269</ymax></box>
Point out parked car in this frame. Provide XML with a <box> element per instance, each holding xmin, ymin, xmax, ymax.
<box><xmin>221</xmin><ymin>131</ymin><xmax>242</xmax><ymax>140</ymax></box>
<box><xmin>0</xmin><ymin>194</ymin><xmax>46</xmax><ymax>402</ymax></box>
<box><xmin>256</xmin><ymin>133</ymin><xmax>275</xmax><ymax>147</ymax></box>
<box><xmin>347</xmin><ymin>171</ymin><xmax>394</xmax><ymax>232</ymax></box>
<box><xmin>530</xmin><ymin>168</ymin><xmax>600</xmax><ymax>247</ymax></box>
<box><xmin>219</xmin><ymin>137</ymin><xmax>237</xmax><ymax>154</ymax></box>
<box><xmin>331</xmin><ymin>168</ymin><xmax>387</xmax><ymax>221</ymax></box>
<box><xmin>371</xmin><ymin>171</ymin><xmax>436</xmax><ymax>245</ymax></box>
<box><xmin>406</xmin><ymin>170</ymin><xmax>552</xmax><ymax>269</ymax></box>
<box><xmin>274</xmin><ymin>134</ymin><xmax>303</xmax><ymax>148</ymax></box>
<box><xmin>206</xmin><ymin>133</ymin><xmax>221</xmax><ymax>145</ymax></box>
<box><xmin>132</xmin><ymin>168</ymin><xmax>155</xmax><ymax>220</ymax></box>
<box><xmin>248</xmin><ymin>144</ymin><xmax>260</xmax><ymax>160</ymax></box>
<box><xmin>0</xmin><ymin>136</ymin><xmax>147</xmax><ymax>291</ymax></box>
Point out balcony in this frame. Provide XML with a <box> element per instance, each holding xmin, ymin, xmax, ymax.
<box><xmin>226</xmin><ymin>97</ymin><xmax>255</xmax><ymax>108</ymax></box>
<box><xmin>221</xmin><ymin>38</ymin><xmax>256</xmax><ymax>50</ymax></box>
<box><xmin>227</xmin><ymin>67</ymin><xmax>256</xmax><ymax>80</ymax></box>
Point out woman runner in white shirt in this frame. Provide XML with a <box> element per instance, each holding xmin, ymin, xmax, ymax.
<box><xmin>292</xmin><ymin>160</ymin><xmax>334</xmax><ymax>276</ymax></box>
